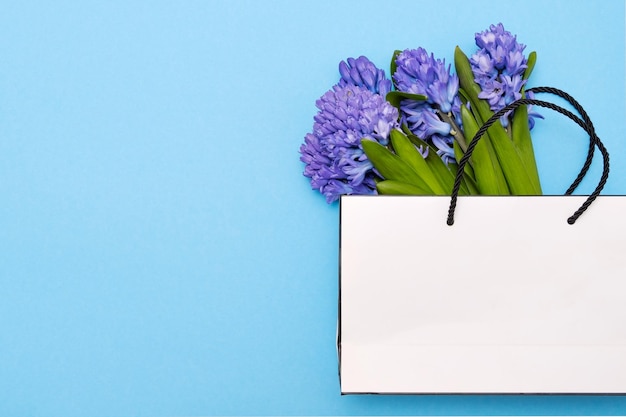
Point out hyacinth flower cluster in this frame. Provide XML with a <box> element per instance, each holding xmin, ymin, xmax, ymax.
<box><xmin>300</xmin><ymin>23</ymin><xmax>544</xmax><ymax>202</ymax></box>
<box><xmin>470</xmin><ymin>23</ymin><xmax>543</xmax><ymax>129</ymax></box>
<box><xmin>392</xmin><ymin>48</ymin><xmax>463</xmax><ymax>165</ymax></box>
<box><xmin>299</xmin><ymin>57</ymin><xmax>398</xmax><ymax>203</ymax></box>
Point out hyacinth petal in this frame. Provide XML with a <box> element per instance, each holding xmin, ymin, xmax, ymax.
<box><xmin>427</xmin><ymin>81</ymin><xmax>452</xmax><ymax>113</ymax></box>
<box><xmin>431</xmin><ymin>134</ymin><xmax>455</xmax><ymax>164</ymax></box>
<box><xmin>342</xmin><ymin>159</ymin><xmax>373</xmax><ymax>187</ymax></box>
<box><xmin>361</xmin><ymin>71</ymin><xmax>376</xmax><ymax>89</ymax></box>
<box><xmin>419</xmin><ymin>110</ymin><xmax>452</xmax><ymax>137</ymax></box>
<box><xmin>349</xmin><ymin>67</ymin><xmax>363</xmax><ymax>85</ymax></box>
<box><xmin>447</xmin><ymin>76</ymin><xmax>460</xmax><ymax>107</ymax></box>
<box><xmin>377</xmin><ymin>79</ymin><xmax>392</xmax><ymax>98</ymax></box>
<box><xmin>472</xmin><ymin>51</ymin><xmax>495</xmax><ymax>76</ymax></box>
<box><xmin>338</xmin><ymin>61</ymin><xmax>351</xmax><ymax>81</ymax></box>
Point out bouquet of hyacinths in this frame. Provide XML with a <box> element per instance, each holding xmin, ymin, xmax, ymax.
<box><xmin>300</xmin><ymin>23</ymin><xmax>545</xmax><ymax>201</ymax></box>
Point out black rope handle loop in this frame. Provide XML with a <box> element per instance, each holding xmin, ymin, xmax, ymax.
<box><xmin>527</xmin><ymin>87</ymin><xmax>597</xmax><ymax>195</ymax></box>
<box><xmin>446</xmin><ymin>94</ymin><xmax>610</xmax><ymax>226</ymax></box>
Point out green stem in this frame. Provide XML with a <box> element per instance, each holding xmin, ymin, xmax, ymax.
<box><xmin>437</xmin><ymin>109</ymin><xmax>468</xmax><ymax>152</ymax></box>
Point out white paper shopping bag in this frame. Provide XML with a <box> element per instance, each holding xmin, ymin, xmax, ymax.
<box><xmin>339</xmin><ymin>195</ymin><xmax>626</xmax><ymax>394</ymax></box>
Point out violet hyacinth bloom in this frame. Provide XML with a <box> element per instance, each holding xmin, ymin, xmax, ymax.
<box><xmin>299</xmin><ymin>84</ymin><xmax>398</xmax><ymax>203</ymax></box>
<box><xmin>471</xmin><ymin>23</ymin><xmax>543</xmax><ymax>127</ymax></box>
<box><xmin>339</xmin><ymin>56</ymin><xmax>392</xmax><ymax>97</ymax></box>
<box><xmin>393</xmin><ymin>48</ymin><xmax>462</xmax><ymax>164</ymax></box>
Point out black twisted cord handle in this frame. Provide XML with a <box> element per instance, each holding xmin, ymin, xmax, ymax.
<box><xmin>527</xmin><ymin>87</ymin><xmax>596</xmax><ymax>195</ymax></box>
<box><xmin>446</xmin><ymin>87</ymin><xmax>610</xmax><ymax>226</ymax></box>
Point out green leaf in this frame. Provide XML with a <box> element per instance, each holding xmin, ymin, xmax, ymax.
<box><xmin>405</xmin><ymin>132</ymin><xmax>441</xmax><ymax>157</ymax></box>
<box><xmin>523</xmin><ymin>51</ymin><xmax>537</xmax><ymax>81</ymax></box>
<box><xmin>403</xmin><ymin>132</ymin><xmax>476</xmax><ymax>195</ymax></box>
<box><xmin>453</xmin><ymin>140</ymin><xmax>478</xmax><ymax>194</ymax></box>
<box><xmin>511</xmin><ymin>79</ymin><xmax>542</xmax><ymax>194</ymax></box>
<box><xmin>460</xmin><ymin>105</ymin><xmax>509</xmax><ymax>195</ymax></box>
<box><xmin>400</xmin><ymin>123</ymin><xmax>413</xmax><ymax>137</ymax></box>
<box><xmin>510</xmin><ymin>50</ymin><xmax>541</xmax><ymax>194</ymax></box>
<box><xmin>361</xmin><ymin>139</ymin><xmax>433</xmax><ymax>193</ymax></box>
<box><xmin>390</xmin><ymin>130</ymin><xmax>424</xmax><ymax>171</ymax></box>
<box><xmin>386</xmin><ymin>91</ymin><xmax>428</xmax><ymax>111</ymax></box>
<box><xmin>457</xmin><ymin>88</ymin><xmax>472</xmax><ymax>105</ymax></box>
<box><xmin>405</xmin><ymin>133</ymin><xmax>458</xmax><ymax>191</ymax></box>
<box><xmin>455</xmin><ymin>47</ymin><xmax>482</xmax><ymax>104</ymax></box>
<box><xmin>462</xmin><ymin>168</ymin><xmax>480</xmax><ymax>194</ymax></box>
<box><xmin>390</xmin><ymin>130</ymin><xmax>447</xmax><ymax>194</ymax></box>
<box><xmin>377</xmin><ymin>180</ymin><xmax>431</xmax><ymax>195</ymax></box>
<box><xmin>390</xmin><ymin>49</ymin><xmax>402</xmax><ymax>80</ymax></box>
<box><xmin>446</xmin><ymin>159</ymin><xmax>477</xmax><ymax>196</ymax></box>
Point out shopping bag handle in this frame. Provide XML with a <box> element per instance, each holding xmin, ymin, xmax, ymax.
<box><xmin>447</xmin><ymin>86</ymin><xmax>610</xmax><ymax>226</ymax></box>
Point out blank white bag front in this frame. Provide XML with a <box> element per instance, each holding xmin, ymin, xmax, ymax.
<box><xmin>339</xmin><ymin>195</ymin><xmax>626</xmax><ymax>394</ymax></box>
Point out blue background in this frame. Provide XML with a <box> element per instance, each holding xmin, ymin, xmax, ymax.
<box><xmin>1</xmin><ymin>1</ymin><xmax>625</xmax><ymax>416</ymax></box>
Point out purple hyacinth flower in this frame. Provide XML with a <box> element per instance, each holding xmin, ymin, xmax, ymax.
<box><xmin>394</xmin><ymin>48</ymin><xmax>461</xmax><ymax>115</ymax></box>
<box><xmin>471</xmin><ymin>23</ymin><xmax>539</xmax><ymax>128</ymax></box>
<box><xmin>393</xmin><ymin>47</ymin><xmax>462</xmax><ymax>164</ymax></box>
<box><xmin>300</xmin><ymin>84</ymin><xmax>399</xmax><ymax>203</ymax></box>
